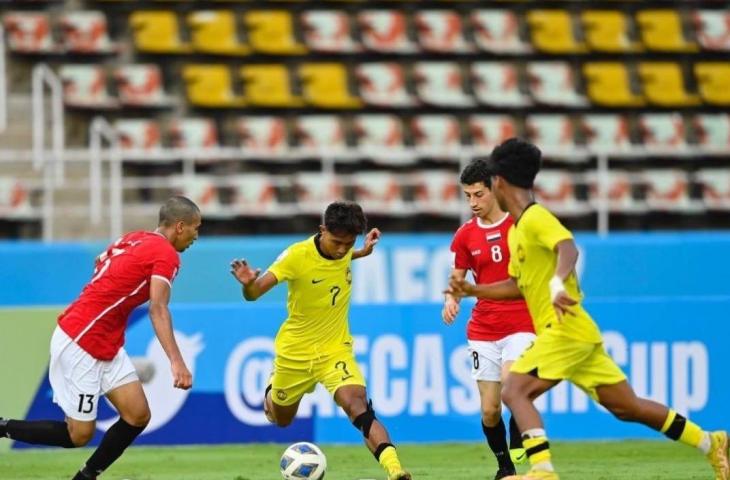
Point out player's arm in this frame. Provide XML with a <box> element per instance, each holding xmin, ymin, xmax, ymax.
<box><xmin>442</xmin><ymin>268</ymin><xmax>465</xmax><ymax>325</ymax></box>
<box><xmin>148</xmin><ymin>277</ymin><xmax>192</xmax><ymax>390</ymax></box>
<box><xmin>229</xmin><ymin>259</ymin><xmax>278</xmax><ymax>301</ymax></box>
<box><xmin>446</xmin><ymin>274</ymin><xmax>522</xmax><ymax>300</ymax></box>
<box><xmin>352</xmin><ymin>228</ymin><xmax>381</xmax><ymax>260</ymax></box>
<box><xmin>549</xmin><ymin>239</ymin><xmax>579</xmax><ymax>318</ymax></box>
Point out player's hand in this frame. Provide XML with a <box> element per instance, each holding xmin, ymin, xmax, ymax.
<box><xmin>230</xmin><ymin>258</ymin><xmax>261</xmax><ymax>286</ymax></box>
<box><xmin>442</xmin><ymin>298</ymin><xmax>460</xmax><ymax>325</ymax></box>
<box><xmin>444</xmin><ymin>274</ymin><xmax>475</xmax><ymax>298</ymax></box>
<box><xmin>171</xmin><ymin>359</ymin><xmax>192</xmax><ymax>390</ymax></box>
<box><xmin>362</xmin><ymin>228</ymin><xmax>381</xmax><ymax>255</ymax></box>
<box><xmin>550</xmin><ymin>276</ymin><xmax>577</xmax><ymax>322</ymax></box>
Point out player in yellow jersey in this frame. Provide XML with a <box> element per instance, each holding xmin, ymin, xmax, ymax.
<box><xmin>230</xmin><ymin>201</ymin><xmax>411</xmax><ymax>480</ymax></box>
<box><xmin>446</xmin><ymin>139</ymin><xmax>729</xmax><ymax>480</ymax></box>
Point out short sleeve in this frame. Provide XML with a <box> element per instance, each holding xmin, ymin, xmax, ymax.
<box><xmin>528</xmin><ymin>206</ymin><xmax>573</xmax><ymax>250</ymax></box>
<box><xmin>151</xmin><ymin>245</ymin><xmax>180</xmax><ymax>287</ymax></box>
<box><xmin>267</xmin><ymin>247</ymin><xmax>301</xmax><ymax>283</ymax></box>
<box><xmin>450</xmin><ymin>228</ymin><xmax>471</xmax><ymax>270</ymax></box>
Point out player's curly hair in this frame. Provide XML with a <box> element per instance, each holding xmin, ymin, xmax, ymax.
<box><xmin>460</xmin><ymin>157</ymin><xmax>493</xmax><ymax>188</ymax></box>
<box><xmin>323</xmin><ymin>201</ymin><xmax>368</xmax><ymax>236</ymax></box>
<box><xmin>489</xmin><ymin>138</ymin><xmax>542</xmax><ymax>189</ymax></box>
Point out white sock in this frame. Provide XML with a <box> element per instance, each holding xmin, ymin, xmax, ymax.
<box><xmin>523</xmin><ymin>428</ymin><xmax>547</xmax><ymax>439</ymax></box>
<box><xmin>532</xmin><ymin>461</ymin><xmax>554</xmax><ymax>472</ymax></box>
<box><xmin>698</xmin><ymin>432</ymin><xmax>712</xmax><ymax>455</ymax></box>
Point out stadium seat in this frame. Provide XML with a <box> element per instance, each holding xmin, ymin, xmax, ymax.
<box><xmin>0</xmin><ymin>178</ymin><xmax>33</xmax><ymax>218</ymax></box>
<box><xmin>471</xmin><ymin>62</ymin><xmax>531</xmax><ymax>107</ymax></box>
<box><xmin>358</xmin><ymin>10</ymin><xmax>417</xmax><ymax>53</ymax></box>
<box><xmin>355</xmin><ymin>63</ymin><xmax>414</xmax><ymax>107</ymax></box>
<box><xmin>411</xmin><ymin>115</ymin><xmax>461</xmax><ymax>150</ymax></box>
<box><xmin>174</xmin><ymin>175</ymin><xmax>222</xmax><ymax>215</ymax></box>
<box><xmin>3</xmin><ymin>12</ymin><xmax>55</xmax><ymax>53</ymax></box>
<box><xmin>525</xmin><ymin>115</ymin><xmax>575</xmax><ymax>150</ymax></box>
<box><xmin>643</xmin><ymin>169</ymin><xmax>697</xmax><ymax>212</ymax></box>
<box><xmin>468</xmin><ymin>115</ymin><xmax>518</xmax><ymax>150</ymax></box>
<box><xmin>414</xmin><ymin>10</ymin><xmax>471</xmax><ymax>53</ymax></box>
<box><xmin>353</xmin><ymin>115</ymin><xmax>405</xmax><ymax>149</ymax></box>
<box><xmin>294</xmin><ymin>115</ymin><xmax>346</xmax><ymax>149</ymax></box>
<box><xmin>59</xmin><ymin>65</ymin><xmax>118</xmax><ymax>109</ymax></box>
<box><xmin>414</xmin><ymin>62</ymin><xmax>475</xmax><ymax>108</ymax></box>
<box><xmin>243</xmin><ymin>11</ymin><xmax>307</xmax><ymax>55</ymax></box>
<box><xmin>115</xmin><ymin>65</ymin><xmax>174</xmax><ymax>108</ymax></box>
<box><xmin>59</xmin><ymin>11</ymin><xmax>117</xmax><ymax>54</ymax></box>
<box><xmin>183</xmin><ymin>65</ymin><xmax>246</xmax><ymax>107</ymax></box>
<box><xmin>169</xmin><ymin>118</ymin><xmax>219</xmax><ymax>149</ymax></box>
<box><xmin>413</xmin><ymin>170</ymin><xmax>461</xmax><ymax>215</ymax></box>
<box><xmin>294</xmin><ymin>172</ymin><xmax>343</xmax><ymax>214</ymax></box>
<box><xmin>579</xmin><ymin>115</ymin><xmax>631</xmax><ymax>151</ymax></box>
<box><xmin>533</xmin><ymin>171</ymin><xmax>587</xmax><ymax>216</ymax></box>
<box><xmin>527</xmin><ymin>62</ymin><xmax>587</xmax><ymax>107</ymax></box>
<box><xmin>638</xmin><ymin>63</ymin><xmax>699</xmax><ymax>107</ymax></box>
<box><xmin>115</xmin><ymin>119</ymin><xmax>162</xmax><ymax>151</ymax></box>
<box><xmin>301</xmin><ymin>10</ymin><xmax>358</xmax><ymax>53</ymax></box>
<box><xmin>526</xmin><ymin>10</ymin><xmax>585</xmax><ymax>54</ymax></box>
<box><xmin>696</xmin><ymin>169</ymin><xmax>730</xmax><ymax>210</ymax></box>
<box><xmin>237</xmin><ymin>116</ymin><xmax>288</xmax><ymax>154</ymax></box>
<box><xmin>581</xmin><ymin>10</ymin><xmax>639</xmax><ymax>53</ymax></box>
<box><xmin>636</xmin><ymin>10</ymin><xmax>698</xmax><ymax>52</ymax></box>
<box><xmin>187</xmin><ymin>11</ymin><xmax>250</xmax><ymax>56</ymax></box>
<box><xmin>693</xmin><ymin>10</ymin><xmax>730</xmax><ymax>51</ymax></box>
<box><xmin>694</xmin><ymin>63</ymin><xmax>730</xmax><ymax>106</ymax></box>
<box><xmin>582</xmin><ymin>63</ymin><xmax>645</xmax><ymax>107</ymax></box>
<box><xmin>240</xmin><ymin>65</ymin><xmax>302</xmax><ymax>107</ymax></box>
<box><xmin>471</xmin><ymin>9</ymin><xmax>531</xmax><ymax>53</ymax></box>
<box><xmin>586</xmin><ymin>170</ymin><xmax>640</xmax><ymax>213</ymax></box>
<box><xmin>638</xmin><ymin>114</ymin><xmax>687</xmax><ymax>149</ymax></box>
<box><xmin>352</xmin><ymin>171</ymin><xmax>405</xmax><ymax>214</ymax></box>
<box><xmin>693</xmin><ymin>114</ymin><xmax>730</xmax><ymax>149</ymax></box>
<box><xmin>298</xmin><ymin>63</ymin><xmax>362</xmax><ymax>109</ymax></box>
<box><xmin>129</xmin><ymin>11</ymin><xmax>191</xmax><ymax>54</ymax></box>
<box><xmin>232</xmin><ymin>174</ymin><xmax>280</xmax><ymax>215</ymax></box>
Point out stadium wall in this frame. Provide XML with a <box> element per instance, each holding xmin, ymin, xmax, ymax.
<box><xmin>1</xmin><ymin>233</ymin><xmax>728</xmax><ymax>446</ymax></box>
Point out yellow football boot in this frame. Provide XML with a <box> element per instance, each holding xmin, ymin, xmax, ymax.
<box><xmin>708</xmin><ymin>431</ymin><xmax>729</xmax><ymax>480</ymax></box>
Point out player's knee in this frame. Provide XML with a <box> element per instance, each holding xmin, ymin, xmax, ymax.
<box><xmin>352</xmin><ymin>400</ymin><xmax>377</xmax><ymax>439</ymax></box>
<box><xmin>481</xmin><ymin>405</ymin><xmax>502</xmax><ymax>427</ymax></box>
<box><xmin>501</xmin><ymin>383</ymin><xmax>518</xmax><ymax>408</ymax></box>
<box><xmin>69</xmin><ymin>428</ymin><xmax>94</xmax><ymax>447</ymax></box>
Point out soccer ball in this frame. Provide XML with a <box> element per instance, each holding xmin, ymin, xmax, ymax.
<box><xmin>280</xmin><ymin>442</ymin><xmax>327</xmax><ymax>480</ymax></box>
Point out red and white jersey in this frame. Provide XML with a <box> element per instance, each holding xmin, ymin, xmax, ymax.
<box><xmin>58</xmin><ymin>231</ymin><xmax>180</xmax><ymax>360</ymax></box>
<box><xmin>450</xmin><ymin>214</ymin><xmax>534</xmax><ymax>341</ymax></box>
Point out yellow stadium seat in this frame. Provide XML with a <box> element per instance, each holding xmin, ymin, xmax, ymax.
<box><xmin>239</xmin><ymin>65</ymin><xmax>303</xmax><ymax>107</ymax></box>
<box><xmin>581</xmin><ymin>10</ymin><xmax>640</xmax><ymax>52</ymax></box>
<box><xmin>638</xmin><ymin>63</ymin><xmax>699</xmax><ymax>107</ymax></box>
<box><xmin>299</xmin><ymin>63</ymin><xmax>362</xmax><ymax>109</ymax></box>
<box><xmin>636</xmin><ymin>10</ymin><xmax>698</xmax><ymax>52</ymax></box>
<box><xmin>187</xmin><ymin>11</ymin><xmax>249</xmax><ymax>55</ymax></box>
<box><xmin>526</xmin><ymin>10</ymin><xmax>585</xmax><ymax>54</ymax></box>
<box><xmin>182</xmin><ymin>65</ymin><xmax>246</xmax><ymax>107</ymax></box>
<box><xmin>243</xmin><ymin>11</ymin><xmax>308</xmax><ymax>55</ymax></box>
<box><xmin>129</xmin><ymin>11</ymin><xmax>191</xmax><ymax>53</ymax></box>
<box><xmin>695</xmin><ymin>63</ymin><xmax>730</xmax><ymax>106</ymax></box>
<box><xmin>583</xmin><ymin>63</ymin><xmax>645</xmax><ymax>107</ymax></box>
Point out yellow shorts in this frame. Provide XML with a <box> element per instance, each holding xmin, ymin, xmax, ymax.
<box><xmin>270</xmin><ymin>348</ymin><xmax>366</xmax><ymax>406</ymax></box>
<box><xmin>510</xmin><ymin>333</ymin><xmax>627</xmax><ymax>400</ymax></box>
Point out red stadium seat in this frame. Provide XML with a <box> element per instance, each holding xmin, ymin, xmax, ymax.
<box><xmin>414</xmin><ymin>62</ymin><xmax>475</xmax><ymax>108</ymax></box>
<box><xmin>638</xmin><ymin>114</ymin><xmax>687</xmax><ymax>149</ymax></box>
<box><xmin>643</xmin><ymin>169</ymin><xmax>697</xmax><ymax>212</ymax></box>
<box><xmin>694</xmin><ymin>10</ymin><xmax>730</xmax><ymax>51</ymax></box>
<box><xmin>358</xmin><ymin>10</ymin><xmax>416</xmax><ymax>53</ymax></box>
<box><xmin>414</xmin><ymin>10</ymin><xmax>471</xmax><ymax>53</ymax></box>
<box><xmin>579</xmin><ymin>115</ymin><xmax>632</xmax><ymax>151</ymax></box>
<box><xmin>696</xmin><ymin>169</ymin><xmax>730</xmax><ymax>210</ymax></box>
<box><xmin>534</xmin><ymin>170</ymin><xmax>588</xmax><ymax>216</ymax></box>
<box><xmin>471</xmin><ymin>9</ymin><xmax>530</xmax><ymax>54</ymax></box>
<box><xmin>411</xmin><ymin>115</ymin><xmax>462</xmax><ymax>150</ymax></box>
<box><xmin>413</xmin><ymin>170</ymin><xmax>461</xmax><ymax>215</ymax></box>
<box><xmin>693</xmin><ymin>114</ymin><xmax>730</xmax><ymax>149</ymax></box>
<box><xmin>469</xmin><ymin>115</ymin><xmax>518</xmax><ymax>150</ymax></box>
<box><xmin>471</xmin><ymin>62</ymin><xmax>531</xmax><ymax>107</ymax></box>
<box><xmin>59</xmin><ymin>11</ymin><xmax>117</xmax><ymax>54</ymax></box>
<box><xmin>353</xmin><ymin>115</ymin><xmax>405</xmax><ymax>149</ymax></box>
<box><xmin>352</xmin><ymin>171</ymin><xmax>406</xmax><ymax>214</ymax></box>
<box><xmin>174</xmin><ymin>175</ymin><xmax>222</xmax><ymax>215</ymax></box>
<box><xmin>301</xmin><ymin>10</ymin><xmax>358</xmax><ymax>53</ymax></box>
<box><xmin>294</xmin><ymin>172</ymin><xmax>343</xmax><ymax>214</ymax></box>
<box><xmin>355</xmin><ymin>63</ymin><xmax>414</xmax><ymax>107</ymax></box>
<box><xmin>115</xmin><ymin>119</ymin><xmax>162</xmax><ymax>151</ymax></box>
<box><xmin>526</xmin><ymin>115</ymin><xmax>575</xmax><ymax>150</ymax></box>
<box><xmin>3</xmin><ymin>12</ymin><xmax>55</xmax><ymax>53</ymax></box>
<box><xmin>59</xmin><ymin>65</ymin><xmax>118</xmax><ymax>109</ymax></box>
<box><xmin>237</xmin><ymin>116</ymin><xmax>288</xmax><ymax>154</ymax></box>
<box><xmin>114</xmin><ymin>65</ymin><xmax>173</xmax><ymax>108</ymax></box>
<box><xmin>586</xmin><ymin>170</ymin><xmax>643</xmax><ymax>213</ymax></box>
<box><xmin>294</xmin><ymin>115</ymin><xmax>347</xmax><ymax>150</ymax></box>
<box><xmin>0</xmin><ymin>178</ymin><xmax>34</xmax><ymax>218</ymax></box>
<box><xmin>169</xmin><ymin>118</ymin><xmax>219</xmax><ymax>149</ymax></box>
<box><xmin>527</xmin><ymin>62</ymin><xmax>587</xmax><ymax>107</ymax></box>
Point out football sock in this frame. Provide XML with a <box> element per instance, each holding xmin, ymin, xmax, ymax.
<box><xmin>508</xmin><ymin>415</ymin><xmax>523</xmax><ymax>449</ymax></box>
<box><xmin>660</xmin><ymin>410</ymin><xmax>711</xmax><ymax>454</ymax></box>
<box><xmin>79</xmin><ymin>418</ymin><xmax>145</xmax><ymax>478</ymax></box>
<box><xmin>4</xmin><ymin>420</ymin><xmax>75</xmax><ymax>448</ymax></box>
<box><xmin>375</xmin><ymin>443</ymin><xmax>403</xmax><ymax>474</ymax></box>
<box><xmin>523</xmin><ymin>428</ymin><xmax>554</xmax><ymax>472</ymax></box>
<box><xmin>482</xmin><ymin>419</ymin><xmax>513</xmax><ymax>468</ymax></box>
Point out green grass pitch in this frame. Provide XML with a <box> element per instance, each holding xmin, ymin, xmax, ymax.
<box><xmin>0</xmin><ymin>440</ymin><xmax>714</xmax><ymax>480</ymax></box>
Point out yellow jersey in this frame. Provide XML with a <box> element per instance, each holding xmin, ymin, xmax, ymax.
<box><xmin>267</xmin><ymin>235</ymin><xmax>354</xmax><ymax>359</ymax></box>
<box><xmin>507</xmin><ymin>204</ymin><xmax>603</xmax><ymax>343</ymax></box>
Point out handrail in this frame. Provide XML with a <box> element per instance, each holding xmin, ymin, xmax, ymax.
<box><xmin>89</xmin><ymin>116</ymin><xmax>122</xmax><ymax>238</ymax></box>
<box><xmin>0</xmin><ymin>25</ymin><xmax>6</xmax><ymax>134</ymax></box>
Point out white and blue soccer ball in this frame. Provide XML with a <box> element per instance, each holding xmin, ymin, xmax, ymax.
<box><xmin>280</xmin><ymin>442</ymin><xmax>327</xmax><ymax>480</ymax></box>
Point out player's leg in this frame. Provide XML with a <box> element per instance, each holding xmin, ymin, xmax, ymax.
<box><xmin>501</xmin><ymin>332</ymin><xmax>537</xmax><ymax>465</ymax></box>
<box><xmin>264</xmin><ymin>356</ymin><xmax>312</xmax><ymax>427</ymax></box>
<box><xmin>264</xmin><ymin>384</ymin><xmax>302</xmax><ymax>427</ymax></box>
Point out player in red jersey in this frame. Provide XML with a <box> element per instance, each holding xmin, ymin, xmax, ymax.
<box><xmin>1</xmin><ymin>196</ymin><xmax>201</xmax><ymax>480</ymax></box>
<box><xmin>443</xmin><ymin>158</ymin><xmax>535</xmax><ymax>479</ymax></box>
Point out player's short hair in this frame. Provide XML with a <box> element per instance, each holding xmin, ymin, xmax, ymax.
<box><xmin>488</xmin><ymin>138</ymin><xmax>542</xmax><ymax>189</ymax></box>
<box><xmin>158</xmin><ymin>196</ymin><xmax>200</xmax><ymax>227</ymax></box>
<box><xmin>459</xmin><ymin>157</ymin><xmax>493</xmax><ymax>188</ymax></box>
<box><xmin>323</xmin><ymin>201</ymin><xmax>368</xmax><ymax>236</ymax></box>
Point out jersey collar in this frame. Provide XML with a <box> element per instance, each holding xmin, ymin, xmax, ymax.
<box><xmin>476</xmin><ymin>213</ymin><xmax>510</xmax><ymax>229</ymax></box>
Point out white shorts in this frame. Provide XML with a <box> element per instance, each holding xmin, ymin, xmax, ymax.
<box><xmin>468</xmin><ymin>332</ymin><xmax>536</xmax><ymax>382</ymax></box>
<box><xmin>49</xmin><ymin>327</ymin><xmax>138</xmax><ymax>421</ymax></box>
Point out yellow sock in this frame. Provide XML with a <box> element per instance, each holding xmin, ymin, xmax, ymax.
<box><xmin>523</xmin><ymin>436</ymin><xmax>552</xmax><ymax>468</ymax></box>
<box><xmin>661</xmin><ymin>410</ymin><xmax>706</xmax><ymax>449</ymax></box>
<box><xmin>378</xmin><ymin>445</ymin><xmax>403</xmax><ymax>474</ymax></box>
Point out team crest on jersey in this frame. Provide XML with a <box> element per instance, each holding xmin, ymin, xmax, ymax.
<box><xmin>517</xmin><ymin>244</ymin><xmax>526</xmax><ymax>262</ymax></box>
<box><xmin>486</xmin><ymin>232</ymin><xmax>502</xmax><ymax>242</ymax></box>
<box><xmin>346</xmin><ymin>267</ymin><xmax>352</xmax><ymax>284</ymax></box>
